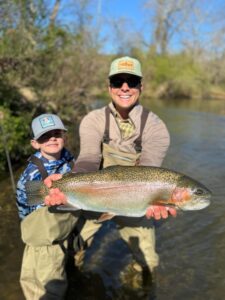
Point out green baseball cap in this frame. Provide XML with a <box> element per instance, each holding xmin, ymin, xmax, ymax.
<box><xmin>109</xmin><ymin>56</ymin><xmax>143</xmax><ymax>78</ymax></box>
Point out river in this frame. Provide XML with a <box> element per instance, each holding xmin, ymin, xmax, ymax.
<box><xmin>0</xmin><ymin>98</ymin><xmax>225</xmax><ymax>300</ymax></box>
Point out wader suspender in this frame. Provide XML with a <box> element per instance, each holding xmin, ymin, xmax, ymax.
<box><xmin>103</xmin><ymin>106</ymin><xmax>149</xmax><ymax>152</ymax></box>
<box><xmin>134</xmin><ymin>107</ymin><xmax>149</xmax><ymax>152</ymax></box>
<box><xmin>28</xmin><ymin>155</ymin><xmax>75</xmax><ymax>179</ymax></box>
<box><xmin>28</xmin><ymin>155</ymin><xmax>49</xmax><ymax>179</ymax></box>
<box><xmin>102</xmin><ymin>106</ymin><xmax>111</xmax><ymax>144</ymax></box>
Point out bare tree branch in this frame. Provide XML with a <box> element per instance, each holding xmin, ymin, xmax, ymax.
<box><xmin>49</xmin><ymin>0</ymin><xmax>61</xmax><ymax>26</ymax></box>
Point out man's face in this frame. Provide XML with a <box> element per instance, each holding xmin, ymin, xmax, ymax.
<box><xmin>108</xmin><ymin>74</ymin><xmax>142</xmax><ymax>113</ymax></box>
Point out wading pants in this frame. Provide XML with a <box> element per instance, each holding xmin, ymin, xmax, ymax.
<box><xmin>75</xmin><ymin>143</ymin><xmax>160</xmax><ymax>272</ymax></box>
<box><xmin>20</xmin><ymin>207</ymin><xmax>79</xmax><ymax>300</ymax></box>
<box><xmin>76</xmin><ymin>218</ymin><xmax>159</xmax><ymax>272</ymax></box>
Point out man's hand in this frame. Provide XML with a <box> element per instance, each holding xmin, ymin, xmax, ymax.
<box><xmin>44</xmin><ymin>174</ymin><xmax>67</xmax><ymax>206</ymax></box>
<box><xmin>145</xmin><ymin>205</ymin><xmax>177</xmax><ymax>220</ymax></box>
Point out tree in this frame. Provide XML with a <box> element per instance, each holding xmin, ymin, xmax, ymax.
<box><xmin>144</xmin><ymin>0</ymin><xmax>197</xmax><ymax>54</ymax></box>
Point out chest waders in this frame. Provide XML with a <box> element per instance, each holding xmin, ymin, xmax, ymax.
<box><xmin>72</xmin><ymin>106</ymin><xmax>157</xmax><ymax>272</ymax></box>
<box><xmin>101</xmin><ymin>105</ymin><xmax>149</xmax><ymax>168</ymax></box>
<box><xmin>73</xmin><ymin>106</ymin><xmax>150</xmax><ymax>256</ymax></box>
<box><xmin>28</xmin><ymin>155</ymin><xmax>80</xmax><ymax>254</ymax></box>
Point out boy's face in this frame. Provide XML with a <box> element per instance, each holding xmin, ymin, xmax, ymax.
<box><xmin>31</xmin><ymin>129</ymin><xmax>66</xmax><ymax>160</ymax></box>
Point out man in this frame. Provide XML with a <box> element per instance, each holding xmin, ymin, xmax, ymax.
<box><xmin>45</xmin><ymin>56</ymin><xmax>176</xmax><ymax>280</ymax></box>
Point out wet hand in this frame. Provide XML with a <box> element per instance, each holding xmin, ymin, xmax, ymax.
<box><xmin>145</xmin><ymin>205</ymin><xmax>177</xmax><ymax>220</ymax></box>
<box><xmin>44</xmin><ymin>188</ymin><xmax>67</xmax><ymax>206</ymax></box>
<box><xmin>44</xmin><ymin>173</ymin><xmax>62</xmax><ymax>188</ymax></box>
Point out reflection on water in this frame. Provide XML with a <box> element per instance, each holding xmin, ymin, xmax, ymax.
<box><xmin>144</xmin><ymin>97</ymin><xmax>225</xmax><ymax>116</ymax></box>
<box><xmin>0</xmin><ymin>99</ymin><xmax>225</xmax><ymax>299</ymax></box>
<box><xmin>153</xmin><ymin>108</ymin><xmax>225</xmax><ymax>300</ymax></box>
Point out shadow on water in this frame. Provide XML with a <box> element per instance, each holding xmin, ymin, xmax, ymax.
<box><xmin>65</xmin><ymin>223</ymin><xmax>157</xmax><ymax>300</ymax></box>
<box><xmin>1</xmin><ymin>98</ymin><xmax>225</xmax><ymax>299</ymax></box>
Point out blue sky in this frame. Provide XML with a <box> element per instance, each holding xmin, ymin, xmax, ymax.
<box><xmin>97</xmin><ymin>0</ymin><xmax>145</xmax><ymax>29</ymax></box>
<box><xmin>91</xmin><ymin>0</ymin><xmax>152</xmax><ymax>53</ymax></box>
<box><xmin>59</xmin><ymin>0</ymin><xmax>150</xmax><ymax>53</ymax></box>
<box><xmin>59</xmin><ymin>0</ymin><xmax>225</xmax><ymax>54</ymax></box>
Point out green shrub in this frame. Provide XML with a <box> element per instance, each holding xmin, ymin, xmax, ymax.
<box><xmin>143</xmin><ymin>53</ymin><xmax>210</xmax><ymax>99</ymax></box>
<box><xmin>0</xmin><ymin>108</ymin><xmax>31</xmax><ymax>174</ymax></box>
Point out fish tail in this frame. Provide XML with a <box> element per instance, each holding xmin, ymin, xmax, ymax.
<box><xmin>25</xmin><ymin>181</ymin><xmax>48</xmax><ymax>206</ymax></box>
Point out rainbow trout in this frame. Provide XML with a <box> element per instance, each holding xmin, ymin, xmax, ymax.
<box><xmin>25</xmin><ymin>166</ymin><xmax>211</xmax><ymax>219</ymax></box>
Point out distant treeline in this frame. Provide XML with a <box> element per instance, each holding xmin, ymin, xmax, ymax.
<box><xmin>1</xmin><ymin>0</ymin><xmax>225</xmax><ymax>174</ymax></box>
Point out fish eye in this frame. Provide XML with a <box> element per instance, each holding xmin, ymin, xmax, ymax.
<box><xmin>194</xmin><ymin>188</ymin><xmax>204</xmax><ymax>195</ymax></box>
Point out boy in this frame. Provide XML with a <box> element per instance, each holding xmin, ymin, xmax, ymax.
<box><xmin>16</xmin><ymin>113</ymin><xmax>78</xmax><ymax>300</ymax></box>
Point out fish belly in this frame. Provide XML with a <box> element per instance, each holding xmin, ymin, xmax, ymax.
<box><xmin>64</xmin><ymin>182</ymin><xmax>172</xmax><ymax>217</ymax></box>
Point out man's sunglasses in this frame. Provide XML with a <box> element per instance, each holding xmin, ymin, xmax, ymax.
<box><xmin>110</xmin><ymin>77</ymin><xmax>141</xmax><ymax>88</ymax></box>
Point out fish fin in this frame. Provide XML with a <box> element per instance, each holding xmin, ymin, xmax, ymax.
<box><xmin>95</xmin><ymin>213</ymin><xmax>116</xmax><ymax>223</ymax></box>
<box><xmin>152</xmin><ymin>198</ymin><xmax>176</xmax><ymax>207</ymax></box>
<box><xmin>25</xmin><ymin>181</ymin><xmax>48</xmax><ymax>206</ymax></box>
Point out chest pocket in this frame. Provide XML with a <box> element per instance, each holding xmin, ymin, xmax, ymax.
<box><xmin>102</xmin><ymin>143</ymin><xmax>141</xmax><ymax>168</ymax></box>
<box><xmin>101</xmin><ymin>106</ymin><xmax>149</xmax><ymax>168</ymax></box>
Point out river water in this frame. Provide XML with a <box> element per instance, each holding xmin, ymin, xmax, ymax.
<box><xmin>0</xmin><ymin>98</ymin><xmax>225</xmax><ymax>300</ymax></box>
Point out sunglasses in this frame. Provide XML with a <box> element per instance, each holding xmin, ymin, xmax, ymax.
<box><xmin>37</xmin><ymin>130</ymin><xmax>65</xmax><ymax>142</ymax></box>
<box><xmin>110</xmin><ymin>77</ymin><xmax>141</xmax><ymax>88</ymax></box>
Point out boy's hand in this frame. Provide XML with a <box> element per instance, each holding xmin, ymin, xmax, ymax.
<box><xmin>44</xmin><ymin>173</ymin><xmax>62</xmax><ymax>188</ymax></box>
<box><xmin>146</xmin><ymin>205</ymin><xmax>177</xmax><ymax>220</ymax></box>
<box><xmin>44</xmin><ymin>188</ymin><xmax>67</xmax><ymax>206</ymax></box>
<box><xmin>44</xmin><ymin>174</ymin><xmax>67</xmax><ymax>206</ymax></box>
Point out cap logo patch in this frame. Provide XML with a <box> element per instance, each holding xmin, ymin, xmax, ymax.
<box><xmin>39</xmin><ymin>116</ymin><xmax>55</xmax><ymax>128</ymax></box>
<box><xmin>118</xmin><ymin>60</ymin><xmax>134</xmax><ymax>71</ymax></box>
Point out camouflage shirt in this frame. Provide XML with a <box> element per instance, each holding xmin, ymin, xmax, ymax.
<box><xmin>16</xmin><ymin>148</ymin><xmax>74</xmax><ymax>220</ymax></box>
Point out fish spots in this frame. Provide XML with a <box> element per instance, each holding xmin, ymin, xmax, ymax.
<box><xmin>26</xmin><ymin>165</ymin><xmax>211</xmax><ymax>214</ymax></box>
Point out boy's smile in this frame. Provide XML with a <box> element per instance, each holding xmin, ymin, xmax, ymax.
<box><xmin>31</xmin><ymin>129</ymin><xmax>66</xmax><ymax>160</ymax></box>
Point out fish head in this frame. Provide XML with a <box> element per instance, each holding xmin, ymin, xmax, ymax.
<box><xmin>171</xmin><ymin>175</ymin><xmax>212</xmax><ymax>211</ymax></box>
